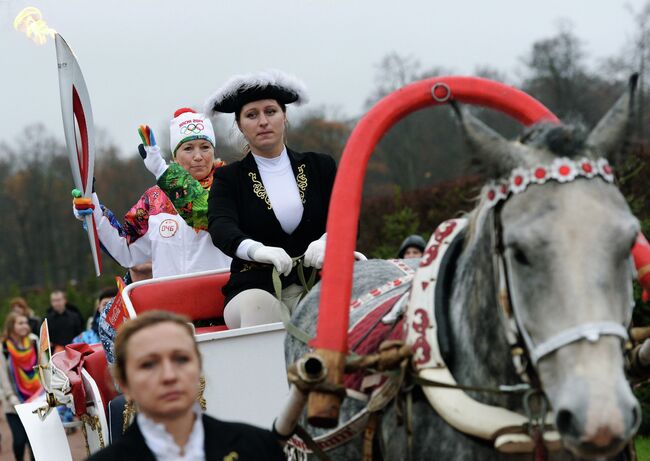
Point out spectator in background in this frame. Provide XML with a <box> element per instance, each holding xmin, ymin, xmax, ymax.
<box><xmin>45</xmin><ymin>290</ymin><xmax>83</xmax><ymax>351</ymax></box>
<box><xmin>72</xmin><ymin>287</ymin><xmax>117</xmax><ymax>345</ymax></box>
<box><xmin>0</xmin><ymin>312</ymin><xmax>41</xmax><ymax>461</ymax></box>
<box><xmin>8</xmin><ymin>297</ymin><xmax>41</xmax><ymax>336</ymax></box>
<box><xmin>397</xmin><ymin>234</ymin><xmax>427</xmax><ymax>259</ymax></box>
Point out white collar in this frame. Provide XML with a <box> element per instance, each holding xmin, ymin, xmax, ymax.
<box><xmin>137</xmin><ymin>403</ymin><xmax>205</xmax><ymax>461</ymax></box>
<box><xmin>252</xmin><ymin>146</ymin><xmax>290</xmax><ymax>172</ymax></box>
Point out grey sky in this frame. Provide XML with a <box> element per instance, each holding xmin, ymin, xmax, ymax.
<box><xmin>0</xmin><ymin>0</ymin><xmax>642</xmax><ymax>157</ymax></box>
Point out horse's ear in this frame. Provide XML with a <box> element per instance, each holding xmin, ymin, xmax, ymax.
<box><xmin>451</xmin><ymin>102</ymin><xmax>527</xmax><ymax>177</ymax></box>
<box><xmin>585</xmin><ymin>73</ymin><xmax>638</xmax><ymax>159</ymax></box>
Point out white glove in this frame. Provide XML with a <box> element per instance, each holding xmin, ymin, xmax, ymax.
<box><xmin>249</xmin><ymin>244</ymin><xmax>293</xmax><ymax>276</ymax></box>
<box><xmin>304</xmin><ymin>238</ymin><xmax>326</xmax><ymax>269</ymax></box>
<box><xmin>304</xmin><ymin>234</ymin><xmax>367</xmax><ymax>269</ymax></box>
<box><xmin>354</xmin><ymin>251</ymin><xmax>367</xmax><ymax>261</ymax></box>
<box><xmin>142</xmin><ymin>145</ymin><xmax>168</xmax><ymax>179</ymax></box>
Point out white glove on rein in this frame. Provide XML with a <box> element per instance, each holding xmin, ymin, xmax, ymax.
<box><xmin>249</xmin><ymin>244</ymin><xmax>293</xmax><ymax>276</ymax></box>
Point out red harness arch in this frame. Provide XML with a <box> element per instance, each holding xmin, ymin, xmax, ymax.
<box><xmin>309</xmin><ymin>76</ymin><xmax>560</xmax><ymax>426</ymax></box>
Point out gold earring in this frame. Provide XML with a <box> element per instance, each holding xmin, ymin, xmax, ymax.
<box><xmin>122</xmin><ymin>399</ymin><xmax>136</xmax><ymax>433</ymax></box>
<box><xmin>197</xmin><ymin>375</ymin><xmax>207</xmax><ymax>411</ymax></box>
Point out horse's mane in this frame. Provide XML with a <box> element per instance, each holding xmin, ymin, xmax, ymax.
<box><xmin>463</xmin><ymin>121</ymin><xmax>590</xmax><ymax>243</ymax></box>
<box><xmin>518</xmin><ymin>121</ymin><xmax>588</xmax><ymax>158</ymax></box>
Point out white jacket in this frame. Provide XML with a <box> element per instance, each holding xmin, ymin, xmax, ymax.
<box><xmin>89</xmin><ymin>187</ymin><xmax>230</xmax><ymax>278</ymax></box>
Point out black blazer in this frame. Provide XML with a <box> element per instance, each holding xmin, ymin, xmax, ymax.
<box><xmin>86</xmin><ymin>414</ymin><xmax>286</xmax><ymax>460</ymax></box>
<box><xmin>208</xmin><ymin>148</ymin><xmax>336</xmax><ymax>305</ymax></box>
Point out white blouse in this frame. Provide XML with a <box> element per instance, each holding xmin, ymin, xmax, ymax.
<box><xmin>137</xmin><ymin>404</ymin><xmax>205</xmax><ymax>461</ymax></box>
<box><xmin>236</xmin><ymin>146</ymin><xmax>305</xmax><ymax>260</ymax></box>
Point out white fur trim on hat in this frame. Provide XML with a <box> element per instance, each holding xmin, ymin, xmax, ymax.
<box><xmin>169</xmin><ymin>111</ymin><xmax>215</xmax><ymax>155</ymax></box>
<box><xmin>204</xmin><ymin>69</ymin><xmax>309</xmax><ymax>115</ymax></box>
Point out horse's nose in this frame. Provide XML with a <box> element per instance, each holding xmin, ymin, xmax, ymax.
<box><xmin>555</xmin><ymin>400</ymin><xmax>640</xmax><ymax>448</ymax></box>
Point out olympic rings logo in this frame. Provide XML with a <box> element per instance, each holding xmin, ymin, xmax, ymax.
<box><xmin>180</xmin><ymin>123</ymin><xmax>204</xmax><ymax>134</ymax></box>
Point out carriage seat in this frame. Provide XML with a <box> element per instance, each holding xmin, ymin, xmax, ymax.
<box><xmin>127</xmin><ymin>271</ymin><xmax>231</xmax><ymax>334</ymax></box>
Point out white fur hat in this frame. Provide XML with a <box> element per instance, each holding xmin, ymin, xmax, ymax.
<box><xmin>169</xmin><ymin>108</ymin><xmax>215</xmax><ymax>156</ymax></box>
<box><xmin>205</xmin><ymin>69</ymin><xmax>309</xmax><ymax>115</ymax></box>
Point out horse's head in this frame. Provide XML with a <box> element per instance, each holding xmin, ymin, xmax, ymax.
<box><xmin>455</xmin><ymin>76</ymin><xmax>640</xmax><ymax>459</ymax></box>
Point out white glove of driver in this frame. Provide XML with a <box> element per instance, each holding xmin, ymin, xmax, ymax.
<box><xmin>304</xmin><ymin>234</ymin><xmax>368</xmax><ymax>269</ymax></box>
<box><xmin>142</xmin><ymin>145</ymin><xmax>168</xmax><ymax>180</ymax></box>
<box><xmin>304</xmin><ymin>238</ymin><xmax>326</xmax><ymax>269</ymax></box>
<box><xmin>249</xmin><ymin>244</ymin><xmax>293</xmax><ymax>277</ymax></box>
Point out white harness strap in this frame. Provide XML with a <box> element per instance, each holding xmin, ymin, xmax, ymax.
<box><xmin>528</xmin><ymin>322</ymin><xmax>628</xmax><ymax>365</ymax></box>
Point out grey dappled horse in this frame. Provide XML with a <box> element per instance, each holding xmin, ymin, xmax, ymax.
<box><xmin>286</xmin><ymin>77</ymin><xmax>641</xmax><ymax>460</ymax></box>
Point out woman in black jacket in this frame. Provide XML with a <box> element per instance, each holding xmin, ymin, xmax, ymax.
<box><xmin>86</xmin><ymin>311</ymin><xmax>285</xmax><ymax>460</ymax></box>
<box><xmin>206</xmin><ymin>70</ymin><xmax>339</xmax><ymax>328</ymax></box>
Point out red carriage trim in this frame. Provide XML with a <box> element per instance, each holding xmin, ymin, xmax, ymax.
<box><xmin>51</xmin><ymin>343</ymin><xmax>117</xmax><ymax>417</ymax></box>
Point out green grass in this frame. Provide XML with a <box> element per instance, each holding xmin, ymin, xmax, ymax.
<box><xmin>637</xmin><ymin>437</ymin><xmax>650</xmax><ymax>461</ymax></box>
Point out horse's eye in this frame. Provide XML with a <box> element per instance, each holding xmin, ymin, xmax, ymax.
<box><xmin>513</xmin><ymin>248</ymin><xmax>530</xmax><ymax>266</ymax></box>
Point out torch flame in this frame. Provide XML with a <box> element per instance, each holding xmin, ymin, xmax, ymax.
<box><xmin>13</xmin><ymin>7</ymin><xmax>56</xmax><ymax>45</ymax></box>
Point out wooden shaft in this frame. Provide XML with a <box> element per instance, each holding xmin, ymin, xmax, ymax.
<box><xmin>307</xmin><ymin>349</ymin><xmax>346</xmax><ymax>428</ymax></box>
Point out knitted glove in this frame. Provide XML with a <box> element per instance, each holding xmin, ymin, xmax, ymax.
<box><xmin>71</xmin><ymin>188</ymin><xmax>93</xmax><ymax>220</ymax></box>
<box><xmin>249</xmin><ymin>244</ymin><xmax>293</xmax><ymax>276</ymax></box>
<box><xmin>72</xmin><ymin>189</ymin><xmax>102</xmax><ymax>225</ymax></box>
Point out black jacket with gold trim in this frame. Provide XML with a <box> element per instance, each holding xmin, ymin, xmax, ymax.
<box><xmin>86</xmin><ymin>414</ymin><xmax>286</xmax><ymax>460</ymax></box>
<box><xmin>208</xmin><ymin>148</ymin><xmax>336</xmax><ymax>305</ymax></box>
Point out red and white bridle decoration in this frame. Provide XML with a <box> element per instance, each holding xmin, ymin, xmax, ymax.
<box><xmin>484</xmin><ymin>157</ymin><xmax>615</xmax><ymax>209</ymax></box>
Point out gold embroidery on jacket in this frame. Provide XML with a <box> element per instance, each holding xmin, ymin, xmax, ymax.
<box><xmin>248</xmin><ymin>172</ymin><xmax>272</xmax><ymax>209</ymax></box>
<box><xmin>296</xmin><ymin>164</ymin><xmax>307</xmax><ymax>204</ymax></box>
<box><xmin>240</xmin><ymin>263</ymin><xmax>254</xmax><ymax>272</ymax></box>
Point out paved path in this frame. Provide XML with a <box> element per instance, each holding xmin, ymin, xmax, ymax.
<box><xmin>0</xmin><ymin>414</ymin><xmax>87</xmax><ymax>460</ymax></box>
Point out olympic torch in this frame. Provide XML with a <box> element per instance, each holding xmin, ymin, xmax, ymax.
<box><xmin>55</xmin><ymin>34</ymin><xmax>102</xmax><ymax>276</ymax></box>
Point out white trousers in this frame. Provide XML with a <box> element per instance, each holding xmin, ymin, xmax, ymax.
<box><xmin>224</xmin><ymin>284</ymin><xmax>304</xmax><ymax>329</ymax></box>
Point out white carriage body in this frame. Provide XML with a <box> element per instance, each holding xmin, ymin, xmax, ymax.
<box><xmin>121</xmin><ymin>269</ymin><xmax>290</xmax><ymax>429</ymax></box>
<box><xmin>22</xmin><ymin>269</ymin><xmax>290</xmax><ymax>459</ymax></box>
